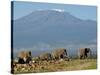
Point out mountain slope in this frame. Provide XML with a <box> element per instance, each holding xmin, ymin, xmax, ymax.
<box><xmin>13</xmin><ymin>10</ymin><xmax>97</xmax><ymax>51</ymax></box>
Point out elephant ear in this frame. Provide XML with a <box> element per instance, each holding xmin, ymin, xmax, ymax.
<box><xmin>85</xmin><ymin>48</ymin><xmax>89</xmax><ymax>53</ymax></box>
<box><xmin>88</xmin><ymin>48</ymin><xmax>91</xmax><ymax>53</ymax></box>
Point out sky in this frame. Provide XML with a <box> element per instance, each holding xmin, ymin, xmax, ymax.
<box><xmin>12</xmin><ymin>1</ymin><xmax>97</xmax><ymax>21</ymax></box>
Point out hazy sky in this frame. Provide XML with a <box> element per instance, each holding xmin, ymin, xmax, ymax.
<box><xmin>12</xmin><ymin>1</ymin><xmax>97</xmax><ymax>21</ymax></box>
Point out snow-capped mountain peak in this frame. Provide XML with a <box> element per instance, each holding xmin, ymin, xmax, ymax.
<box><xmin>51</xmin><ymin>9</ymin><xmax>65</xmax><ymax>12</ymax></box>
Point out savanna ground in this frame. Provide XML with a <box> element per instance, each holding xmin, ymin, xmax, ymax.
<box><xmin>13</xmin><ymin>58</ymin><xmax>97</xmax><ymax>74</ymax></box>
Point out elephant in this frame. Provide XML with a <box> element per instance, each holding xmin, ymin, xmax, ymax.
<box><xmin>17</xmin><ymin>51</ymin><xmax>32</xmax><ymax>64</ymax></box>
<box><xmin>51</xmin><ymin>48</ymin><xmax>68</xmax><ymax>60</ymax></box>
<box><xmin>78</xmin><ymin>48</ymin><xmax>91</xmax><ymax>59</ymax></box>
<box><xmin>39</xmin><ymin>53</ymin><xmax>52</xmax><ymax>61</ymax></box>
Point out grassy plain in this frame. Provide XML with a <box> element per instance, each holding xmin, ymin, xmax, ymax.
<box><xmin>13</xmin><ymin>58</ymin><xmax>97</xmax><ymax>74</ymax></box>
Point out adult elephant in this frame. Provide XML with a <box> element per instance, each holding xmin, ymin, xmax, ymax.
<box><xmin>39</xmin><ymin>53</ymin><xmax>52</xmax><ymax>61</ymax></box>
<box><xmin>18</xmin><ymin>51</ymin><xmax>32</xmax><ymax>64</ymax></box>
<box><xmin>52</xmin><ymin>48</ymin><xmax>68</xmax><ymax>60</ymax></box>
<box><xmin>78</xmin><ymin>48</ymin><xmax>91</xmax><ymax>59</ymax></box>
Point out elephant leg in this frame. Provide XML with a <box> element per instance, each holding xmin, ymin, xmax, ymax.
<box><xmin>79</xmin><ymin>55</ymin><xmax>81</xmax><ymax>59</ymax></box>
<box><xmin>60</xmin><ymin>55</ymin><xmax>63</xmax><ymax>58</ymax></box>
<box><xmin>58</xmin><ymin>56</ymin><xmax>60</xmax><ymax>60</ymax></box>
<box><xmin>83</xmin><ymin>55</ymin><xmax>86</xmax><ymax>59</ymax></box>
<box><xmin>85</xmin><ymin>54</ymin><xmax>88</xmax><ymax>59</ymax></box>
<box><xmin>55</xmin><ymin>57</ymin><xmax>57</xmax><ymax>60</ymax></box>
<box><xmin>80</xmin><ymin>55</ymin><xmax>82</xmax><ymax>59</ymax></box>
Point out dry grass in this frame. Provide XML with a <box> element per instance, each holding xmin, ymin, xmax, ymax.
<box><xmin>13</xmin><ymin>59</ymin><xmax>97</xmax><ymax>74</ymax></box>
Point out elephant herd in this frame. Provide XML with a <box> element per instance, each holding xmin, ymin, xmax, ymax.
<box><xmin>17</xmin><ymin>48</ymin><xmax>92</xmax><ymax>64</ymax></box>
<box><xmin>39</xmin><ymin>48</ymin><xmax>68</xmax><ymax>61</ymax></box>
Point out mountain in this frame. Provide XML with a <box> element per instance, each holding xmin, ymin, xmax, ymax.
<box><xmin>13</xmin><ymin>10</ymin><xmax>97</xmax><ymax>55</ymax></box>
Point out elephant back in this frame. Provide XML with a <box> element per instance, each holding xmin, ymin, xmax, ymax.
<box><xmin>18</xmin><ymin>51</ymin><xmax>31</xmax><ymax>58</ymax></box>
